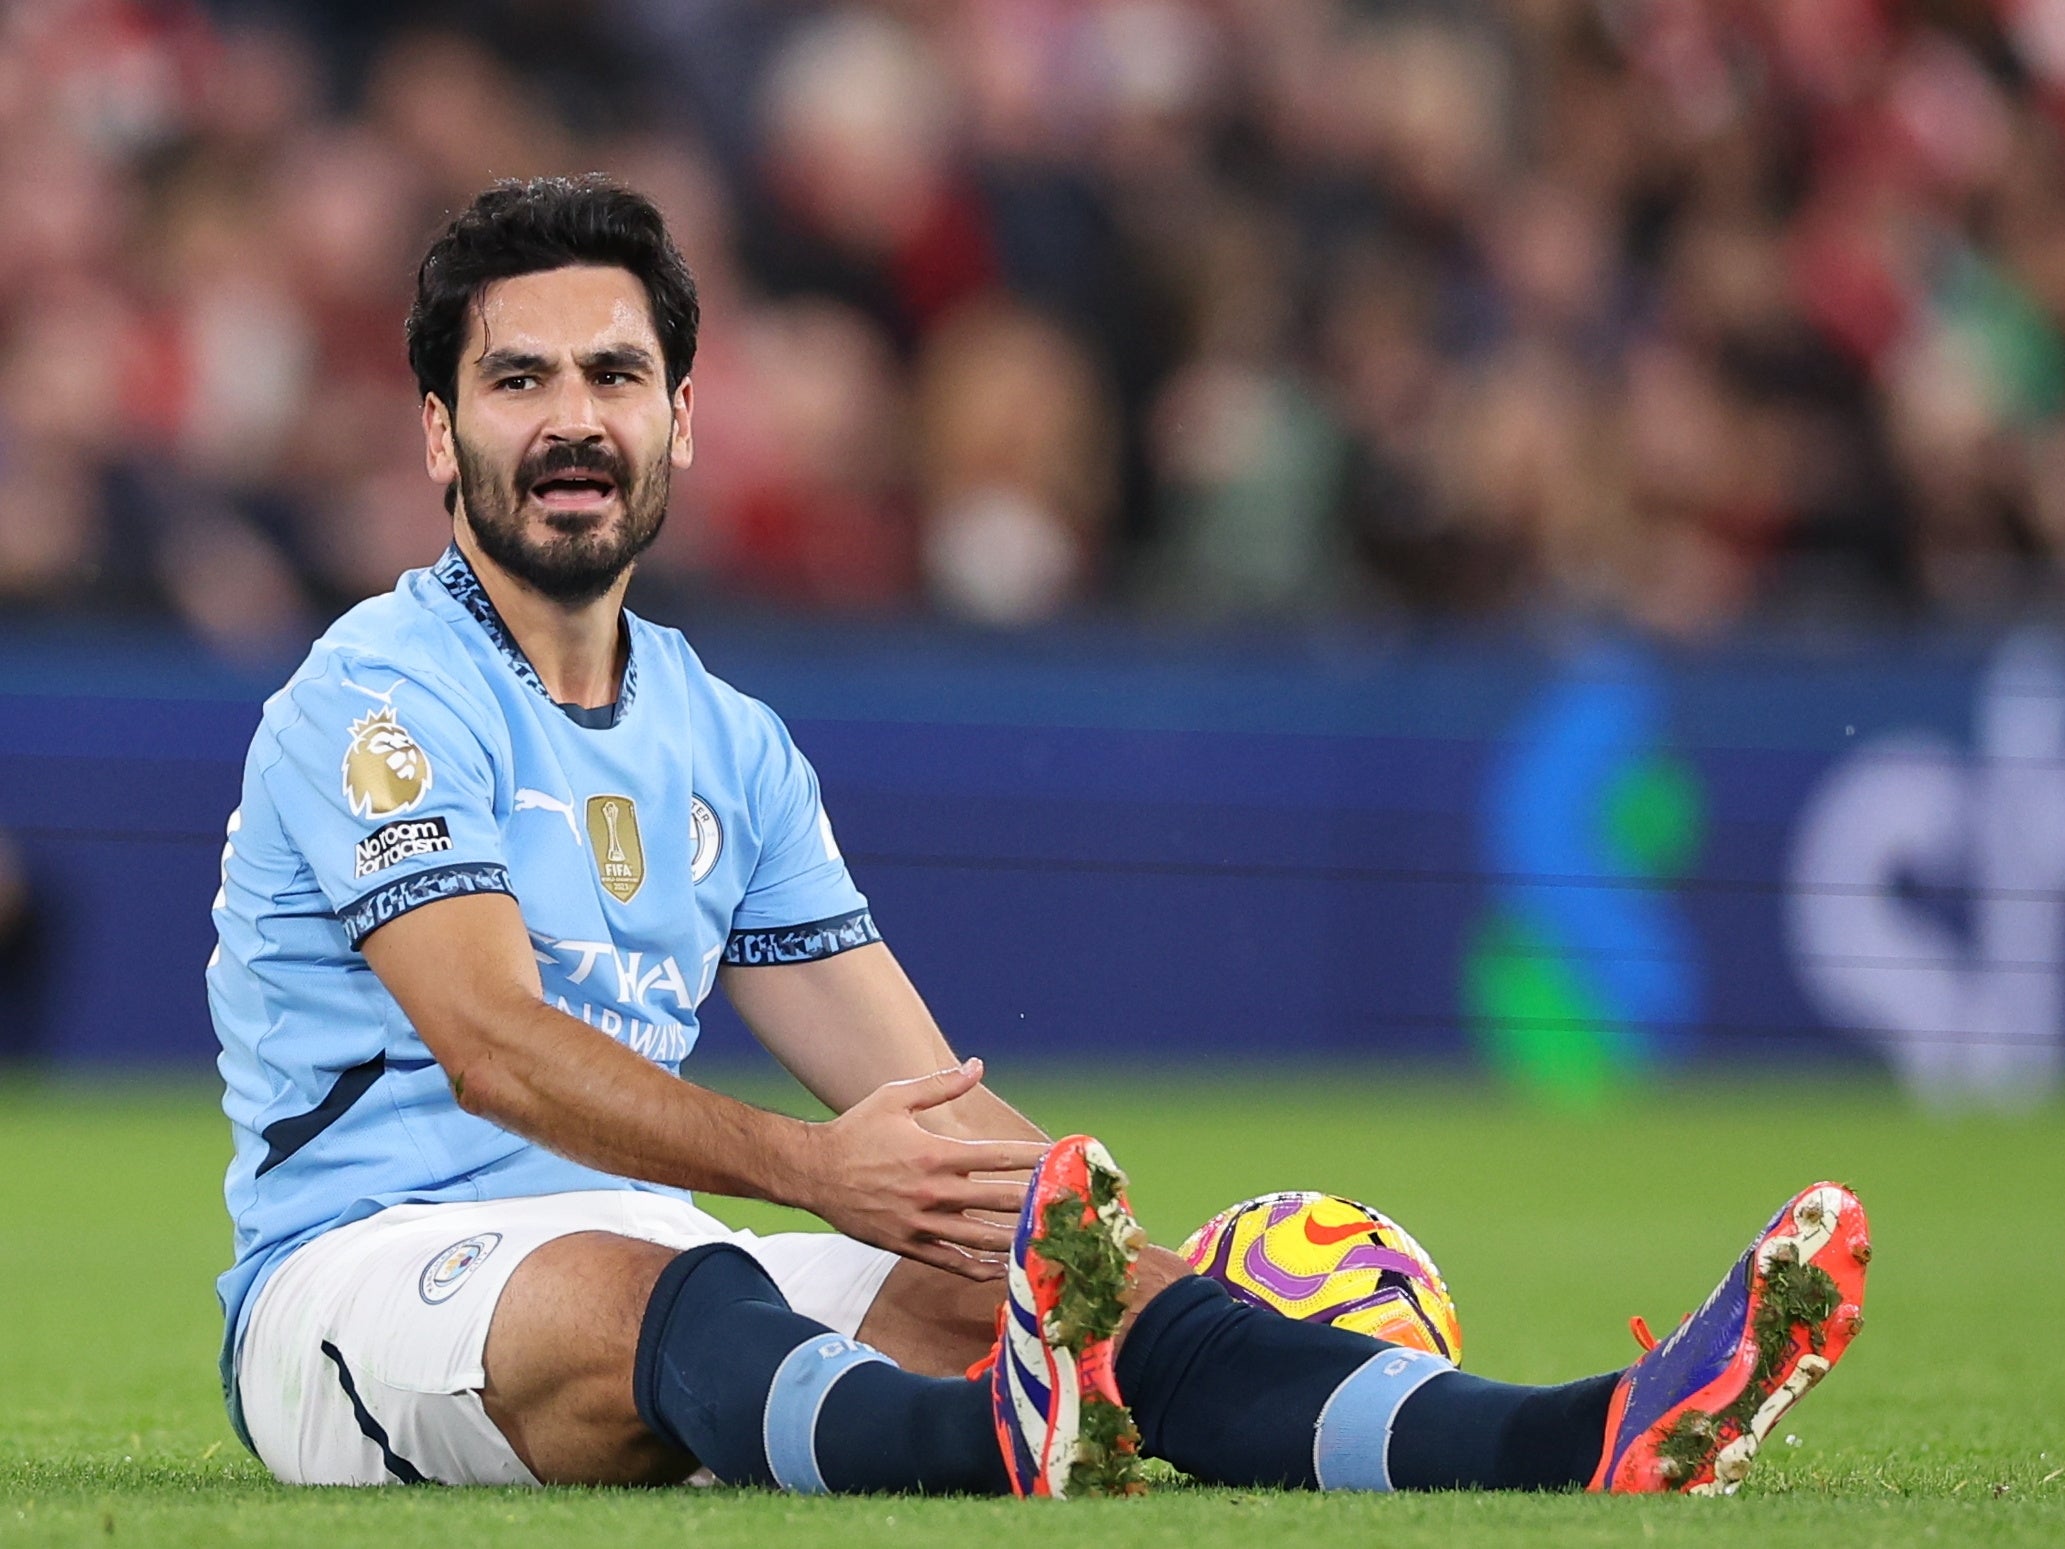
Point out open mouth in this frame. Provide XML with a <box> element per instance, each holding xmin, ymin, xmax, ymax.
<box><xmin>529</xmin><ymin>473</ymin><xmax>618</xmax><ymax>511</ymax></box>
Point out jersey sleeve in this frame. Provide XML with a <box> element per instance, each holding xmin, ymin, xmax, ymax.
<box><xmin>722</xmin><ymin>702</ymin><xmax>876</xmax><ymax>967</ymax></box>
<box><xmin>258</xmin><ymin>656</ymin><xmax>513</xmax><ymax>950</ymax></box>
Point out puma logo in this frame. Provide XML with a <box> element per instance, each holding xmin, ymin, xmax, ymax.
<box><xmin>340</xmin><ymin>676</ymin><xmax>403</xmax><ymax>704</ymax></box>
<box><xmin>514</xmin><ymin>787</ymin><xmax>582</xmax><ymax>845</ymax></box>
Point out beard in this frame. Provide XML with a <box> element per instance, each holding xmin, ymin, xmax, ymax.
<box><xmin>454</xmin><ymin>433</ymin><xmax>671</xmax><ymax>606</ymax></box>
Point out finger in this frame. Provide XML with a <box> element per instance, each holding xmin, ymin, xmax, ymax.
<box><xmin>903</xmin><ymin>1238</ymin><xmax>1008</xmax><ymax>1281</ymax></box>
<box><xmin>919</xmin><ymin>1214</ymin><xmax>1017</xmax><ymax>1255</ymax></box>
<box><xmin>936</xmin><ymin>1180</ymin><xmax>1030</xmax><ymax>1218</ymax></box>
<box><xmin>888</xmin><ymin>1058</ymin><xmax>983</xmax><ymax>1113</ymax></box>
<box><xmin>943</xmin><ymin>1139</ymin><xmax>1051</xmax><ymax>1175</ymax></box>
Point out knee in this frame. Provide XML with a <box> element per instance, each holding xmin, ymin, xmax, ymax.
<box><xmin>631</xmin><ymin>1243</ymin><xmax>792</xmax><ymax>1428</ymax></box>
<box><xmin>646</xmin><ymin>1242</ymin><xmax>788</xmax><ymax>1326</ymax></box>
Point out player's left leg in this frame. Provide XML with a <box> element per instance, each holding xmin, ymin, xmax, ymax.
<box><xmin>1114</xmin><ymin>1268</ymin><xmax>1622</xmax><ymax>1490</ymax></box>
<box><xmin>1104</xmin><ymin>1169</ymin><xmax>1870</xmax><ymax>1494</ymax></box>
<box><xmin>831</xmin><ymin>1137</ymin><xmax>1870</xmax><ymax>1498</ymax></box>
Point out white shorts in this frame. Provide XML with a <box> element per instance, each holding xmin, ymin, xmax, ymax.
<box><xmin>238</xmin><ymin>1190</ymin><xmax>899</xmax><ymax>1487</ymax></box>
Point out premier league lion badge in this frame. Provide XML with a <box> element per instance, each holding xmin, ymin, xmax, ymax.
<box><xmin>342</xmin><ymin>706</ymin><xmax>434</xmax><ymax>819</ymax></box>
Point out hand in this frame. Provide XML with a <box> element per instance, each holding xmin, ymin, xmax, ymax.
<box><xmin>793</xmin><ymin>1059</ymin><xmax>1051</xmax><ymax>1280</ymax></box>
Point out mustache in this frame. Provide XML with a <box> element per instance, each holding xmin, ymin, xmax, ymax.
<box><xmin>517</xmin><ymin>442</ymin><xmax>632</xmax><ymax>491</ymax></box>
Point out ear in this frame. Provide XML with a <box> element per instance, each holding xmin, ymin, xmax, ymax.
<box><xmin>670</xmin><ymin>377</ymin><xmax>694</xmax><ymax>471</ymax></box>
<box><xmin>424</xmin><ymin>394</ymin><xmax>459</xmax><ymax>486</ymax></box>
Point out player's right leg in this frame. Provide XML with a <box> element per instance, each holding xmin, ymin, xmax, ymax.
<box><xmin>236</xmin><ymin>1194</ymin><xmax>631</xmax><ymax>1486</ymax></box>
<box><xmin>238</xmin><ymin>1188</ymin><xmax>1019</xmax><ymax>1492</ymax></box>
<box><xmin>236</xmin><ymin>1189</ymin><xmax>911</xmax><ymax>1487</ymax></box>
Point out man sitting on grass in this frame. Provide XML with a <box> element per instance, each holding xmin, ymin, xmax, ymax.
<box><xmin>209</xmin><ymin>176</ymin><xmax>1870</xmax><ymax>1498</ymax></box>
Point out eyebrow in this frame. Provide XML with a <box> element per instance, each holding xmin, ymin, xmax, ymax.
<box><xmin>579</xmin><ymin>345</ymin><xmax>657</xmax><ymax>374</ymax></box>
<box><xmin>474</xmin><ymin>348</ymin><xmax>551</xmax><ymax>378</ymax></box>
<box><xmin>472</xmin><ymin>345</ymin><xmax>658</xmax><ymax>377</ymax></box>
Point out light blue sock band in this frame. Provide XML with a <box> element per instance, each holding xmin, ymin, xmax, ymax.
<box><xmin>1312</xmin><ymin>1346</ymin><xmax>1455</xmax><ymax>1492</ymax></box>
<box><xmin>762</xmin><ymin>1334</ymin><xmax>892</xmax><ymax>1494</ymax></box>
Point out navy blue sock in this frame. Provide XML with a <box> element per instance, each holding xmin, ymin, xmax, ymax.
<box><xmin>1386</xmin><ymin>1366</ymin><xmax>1621</xmax><ymax>1491</ymax></box>
<box><xmin>811</xmin><ymin>1362</ymin><xmax>1005</xmax><ymax>1495</ymax></box>
<box><xmin>1115</xmin><ymin>1275</ymin><xmax>1618</xmax><ymax>1491</ymax></box>
<box><xmin>631</xmin><ymin>1244</ymin><xmax>1005</xmax><ymax>1494</ymax></box>
<box><xmin>1114</xmin><ymin>1275</ymin><xmax>1382</xmax><ymax>1485</ymax></box>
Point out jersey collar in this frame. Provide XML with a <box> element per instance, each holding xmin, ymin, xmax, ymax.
<box><xmin>431</xmin><ymin>544</ymin><xmax>639</xmax><ymax>729</ymax></box>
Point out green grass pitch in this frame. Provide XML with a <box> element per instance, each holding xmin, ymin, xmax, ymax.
<box><xmin>3</xmin><ymin>1071</ymin><xmax>2061</xmax><ymax>1546</ymax></box>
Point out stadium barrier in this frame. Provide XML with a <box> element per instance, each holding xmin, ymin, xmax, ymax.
<box><xmin>2</xmin><ymin>619</ymin><xmax>2059</xmax><ymax>1107</ymax></box>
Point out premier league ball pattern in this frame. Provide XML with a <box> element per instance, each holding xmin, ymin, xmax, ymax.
<box><xmin>1179</xmin><ymin>1192</ymin><xmax>1464</xmax><ymax>1365</ymax></box>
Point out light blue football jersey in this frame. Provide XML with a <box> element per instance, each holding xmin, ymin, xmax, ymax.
<box><xmin>209</xmin><ymin>546</ymin><xmax>874</xmax><ymax>1430</ymax></box>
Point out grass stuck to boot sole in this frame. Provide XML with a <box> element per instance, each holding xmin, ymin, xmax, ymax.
<box><xmin>1033</xmin><ymin>1140</ymin><xmax>1149</xmax><ymax>1496</ymax></box>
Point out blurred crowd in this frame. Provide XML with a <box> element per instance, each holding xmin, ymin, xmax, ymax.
<box><xmin>7</xmin><ymin>0</ymin><xmax>2065</xmax><ymax>649</ymax></box>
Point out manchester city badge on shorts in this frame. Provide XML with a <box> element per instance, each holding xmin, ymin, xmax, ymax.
<box><xmin>420</xmin><ymin>1233</ymin><xmax>503</xmax><ymax>1304</ymax></box>
<box><xmin>586</xmin><ymin>794</ymin><xmax>646</xmax><ymax>902</ymax></box>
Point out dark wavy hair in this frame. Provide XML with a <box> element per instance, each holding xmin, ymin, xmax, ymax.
<box><xmin>405</xmin><ymin>175</ymin><xmax>700</xmax><ymax>418</ymax></box>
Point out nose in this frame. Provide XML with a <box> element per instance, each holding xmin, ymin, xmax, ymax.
<box><xmin>541</xmin><ymin>374</ymin><xmax>604</xmax><ymax>443</ymax></box>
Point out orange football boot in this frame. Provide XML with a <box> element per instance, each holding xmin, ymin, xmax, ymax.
<box><xmin>1591</xmin><ymin>1182</ymin><xmax>1870</xmax><ymax>1495</ymax></box>
<box><xmin>987</xmin><ymin>1135</ymin><xmax>1148</xmax><ymax>1498</ymax></box>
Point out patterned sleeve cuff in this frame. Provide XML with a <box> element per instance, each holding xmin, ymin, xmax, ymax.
<box><xmin>723</xmin><ymin>908</ymin><xmax>881</xmax><ymax>967</ymax></box>
<box><xmin>339</xmin><ymin>861</ymin><xmax>515</xmax><ymax>949</ymax></box>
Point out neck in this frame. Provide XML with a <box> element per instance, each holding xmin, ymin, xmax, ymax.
<box><xmin>452</xmin><ymin>523</ymin><xmax>630</xmax><ymax>710</ymax></box>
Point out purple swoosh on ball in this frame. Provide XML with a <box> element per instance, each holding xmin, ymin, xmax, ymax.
<box><xmin>1241</xmin><ymin>1234</ymin><xmax>1331</xmax><ymax>1300</ymax></box>
<box><xmin>1266</xmin><ymin>1197</ymin><xmax>1306</xmax><ymax>1228</ymax></box>
<box><xmin>1239</xmin><ymin>1235</ymin><xmax>1437</xmax><ymax>1302</ymax></box>
<box><xmin>1335</xmin><ymin>1244</ymin><xmax>1436</xmax><ymax>1285</ymax></box>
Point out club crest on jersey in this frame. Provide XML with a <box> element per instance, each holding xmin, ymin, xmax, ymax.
<box><xmin>419</xmin><ymin>1233</ymin><xmax>502</xmax><ymax>1304</ymax></box>
<box><xmin>689</xmin><ymin>795</ymin><xmax>723</xmax><ymax>884</ymax></box>
<box><xmin>342</xmin><ymin>707</ymin><xmax>433</xmax><ymax>819</ymax></box>
<box><xmin>586</xmin><ymin>794</ymin><xmax>646</xmax><ymax>902</ymax></box>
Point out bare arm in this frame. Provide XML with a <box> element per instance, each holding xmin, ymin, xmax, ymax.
<box><xmin>361</xmin><ymin>892</ymin><xmax>1046</xmax><ymax>1277</ymax></box>
<box><xmin>719</xmin><ymin>942</ymin><xmax>1048</xmax><ymax>1147</ymax></box>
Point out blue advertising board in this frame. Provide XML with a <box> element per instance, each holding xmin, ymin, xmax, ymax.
<box><xmin>0</xmin><ymin>620</ymin><xmax>2057</xmax><ymax>1107</ymax></box>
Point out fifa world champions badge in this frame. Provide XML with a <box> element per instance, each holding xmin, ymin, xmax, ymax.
<box><xmin>586</xmin><ymin>794</ymin><xmax>647</xmax><ymax>902</ymax></box>
<box><xmin>342</xmin><ymin>707</ymin><xmax>435</xmax><ymax>819</ymax></box>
